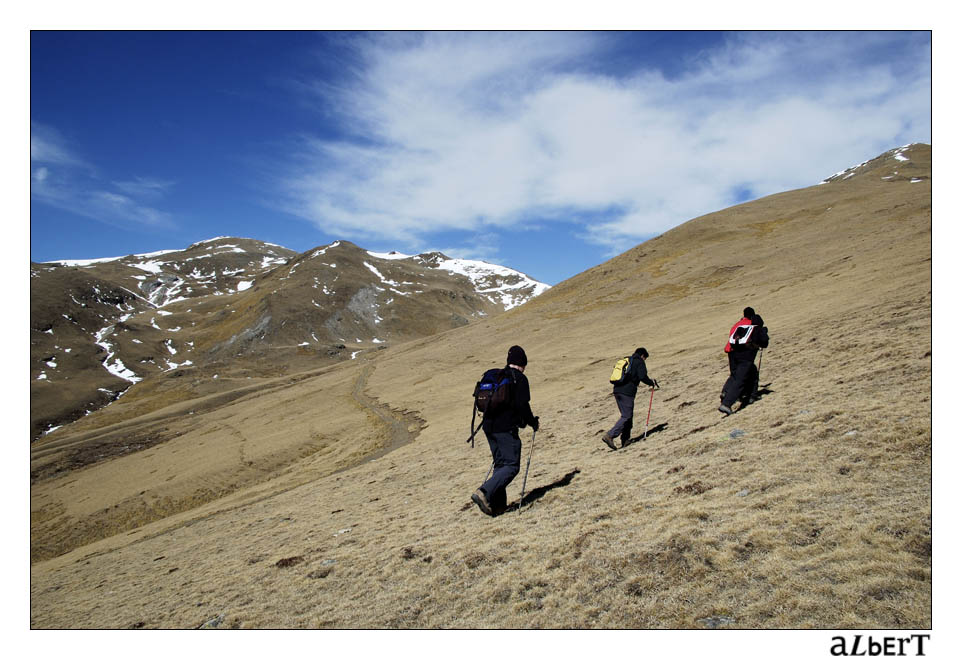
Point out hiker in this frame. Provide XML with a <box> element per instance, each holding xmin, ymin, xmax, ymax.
<box><xmin>719</xmin><ymin>307</ymin><xmax>769</xmax><ymax>415</ymax></box>
<box><xmin>471</xmin><ymin>345</ymin><xmax>539</xmax><ymax>517</ymax></box>
<box><xmin>601</xmin><ymin>347</ymin><xmax>658</xmax><ymax>450</ymax></box>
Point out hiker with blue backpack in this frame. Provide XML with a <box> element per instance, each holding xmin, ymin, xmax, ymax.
<box><xmin>470</xmin><ymin>345</ymin><xmax>539</xmax><ymax>517</ymax></box>
<box><xmin>602</xmin><ymin>348</ymin><xmax>658</xmax><ymax>450</ymax></box>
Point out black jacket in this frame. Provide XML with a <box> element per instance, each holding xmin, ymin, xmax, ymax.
<box><xmin>613</xmin><ymin>354</ymin><xmax>655</xmax><ymax>398</ymax></box>
<box><xmin>483</xmin><ymin>366</ymin><xmax>537</xmax><ymax>433</ymax></box>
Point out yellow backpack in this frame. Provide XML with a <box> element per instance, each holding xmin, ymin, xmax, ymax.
<box><xmin>609</xmin><ymin>356</ymin><xmax>631</xmax><ymax>385</ymax></box>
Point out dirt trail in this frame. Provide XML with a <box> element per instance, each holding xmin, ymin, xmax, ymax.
<box><xmin>30</xmin><ymin>366</ymin><xmax>337</xmax><ymax>476</ymax></box>
<box><xmin>347</xmin><ymin>360</ymin><xmax>425</xmax><ymax>468</ymax></box>
<box><xmin>69</xmin><ymin>359</ymin><xmax>427</xmax><ymax>565</ymax></box>
<box><xmin>30</xmin><ymin>356</ymin><xmax>427</xmax><ymax>564</ymax></box>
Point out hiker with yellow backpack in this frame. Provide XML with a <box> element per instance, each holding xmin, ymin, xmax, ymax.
<box><xmin>601</xmin><ymin>348</ymin><xmax>658</xmax><ymax>450</ymax></box>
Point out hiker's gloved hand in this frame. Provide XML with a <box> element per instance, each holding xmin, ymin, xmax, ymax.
<box><xmin>530</xmin><ymin>416</ymin><xmax>540</xmax><ymax>432</ymax></box>
<box><xmin>652</xmin><ymin>379</ymin><xmax>660</xmax><ymax>389</ymax></box>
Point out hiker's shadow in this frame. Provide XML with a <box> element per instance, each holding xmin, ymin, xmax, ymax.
<box><xmin>739</xmin><ymin>384</ymin><xmax>774</xmax><ymax>410</ymax></box>
<box><xmin>623</xmin><ymin>422</ymin><xmax>669</xmax><ymax>446</ymax></box>
<box><xmin>504</xmin><ymin>468</ymin><xmax>580</xmax><ymax>513</ymax></box>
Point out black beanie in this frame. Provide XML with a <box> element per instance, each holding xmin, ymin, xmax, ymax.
<box><xmin>634</xmin><ymin>347</ymin><xmax>648</xmax><ymax>358</ymax></box>
<box><xmin>507</xmin><ymin>345</ymin><xmax>528</xmax><ymax>367</ymax></box>
<box><xmin>743</xmin><ymin>306</ymin><xmax>755</xmax><ymax>319</ymax></box>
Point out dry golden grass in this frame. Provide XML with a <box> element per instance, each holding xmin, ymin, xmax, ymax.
<box><xmin>30</xmin><ymin>147</ymin><xmax>931</xmax><ymax>629</ymax></box>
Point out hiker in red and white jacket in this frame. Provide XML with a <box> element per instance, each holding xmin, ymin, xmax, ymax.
<box><xmin>719</xmin><ymin>307</ymin><xmax>769</xmax><ymax>415</ymax></box>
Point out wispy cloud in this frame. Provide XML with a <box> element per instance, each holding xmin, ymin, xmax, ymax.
<box><xmin>434</xmin><ymin>232</ymin><xmax>507</xmax><ymax>264</ymax></box>
<box><xmin>275</xmin><ymin>31</ymin><xmax>931</xmax><ymax>253</ymax></box>
<box><xmin>30</xmin><ymin>122</ymin><xmax>91</xmax><ymax>170</ymax></box>
<box><xmin>111</xmin><ymin>176</ymin><xmax>176</xmax><ymax>201</ymax></box>
<box><xmin>31</xmin><ymin>121</ymin><xmax>176</xmax><ymax>230</ymax></box>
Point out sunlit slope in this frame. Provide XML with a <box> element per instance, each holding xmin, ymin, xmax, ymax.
<box><xmin>367</xmin><ymin>144</ymin><xmax>930</xmax><ymax>433</ymax></box>
<box><xmin>30</xmin><ymin>145</ymin><xmax>930</xmax><ymax>629</ymax></box>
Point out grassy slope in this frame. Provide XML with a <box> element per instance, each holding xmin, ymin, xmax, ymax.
<box><xmin>30</xmin><ymin>147</ymin><xmax>931</xmax><ymax>629</ymax></box>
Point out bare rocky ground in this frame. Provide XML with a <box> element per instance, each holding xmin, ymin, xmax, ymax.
<box><xmin>29</xmin><ymin>145</ymin><xmax>931</xmax><ymax>629</ymax></box>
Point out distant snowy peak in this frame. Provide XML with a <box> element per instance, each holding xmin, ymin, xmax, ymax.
<box><xmin>366</xmin><ymin>248</ymin><xmax>551</xmax><ymax>310</ymax></box>
<box><xmin>39</xmin><ymin>236</ymin><xmax>549</xmax><ymax>313</ymax></box>
<box><xmin>47</xmin><ymin>248</ymin><xmax>183</xmax><ymax>268</ymax></box>
<box><xmin>820</xmin><ymin>144</ymin><xmax>929</xmax><ymax>185</ymax></box>
<box><xmin>187</xmin><ymin>236</ymin><xmax>291</xmax><ymax>254</ymax></box>
<box><xmin>30</xmin><ymin>236</ymin><xmax>549</xmax><ymax>438</ymax></box>
<box><xmin>435</xmin><ymin>257</ymin><xmax>550</xmax><ymax>310</ymax></box>
<box><xmin>42</xmin><ymin>237</ymin><xmax>296</xmax><ymax>309</ymax></box>
<box><xmin>46</xmin><ymin>237</ymin><xmax>293</xmax><ymax>269</ymax></box>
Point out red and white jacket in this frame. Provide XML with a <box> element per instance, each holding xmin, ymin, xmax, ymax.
<box><xmin>724</xmin><ymin>317</ymin><xmax>755</xmax><ymax>353</ymax></box>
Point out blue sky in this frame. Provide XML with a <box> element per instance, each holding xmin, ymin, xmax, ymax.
<box><xmin>30</xmin><ymin>30</ymin><xmax>931</xmax><ymax>285</ymax></box>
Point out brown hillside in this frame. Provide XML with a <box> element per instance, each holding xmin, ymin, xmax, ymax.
<box><xmin>30</xmin><ymin>145</ymin><xmax>931</xmax><ymax>629</ymax></box>
<box><xmin>29</xmin><ymin>238</ymin><xmax>298</xmax><ymax>439</ymax></box>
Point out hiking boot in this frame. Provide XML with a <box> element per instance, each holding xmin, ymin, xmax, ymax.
<box><xmin>471</xmin><ymin>489</ymin><xmax>494</xmax><ymax>516</ymax></box>
<box><xmin>718</xmin><ymin>404</ymin><xmax>733</xmax><ymax>415</ymax></box>
<box><xmin>601</xmin><ymin>433</ymin><xmax>617</xmax><ymax>450</ymax></box>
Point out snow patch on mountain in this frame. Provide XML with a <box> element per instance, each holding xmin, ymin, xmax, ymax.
<box><xmin>367</xmin><ymin>250</ymin><xmax>413</xmax><ymax>260</ymax></box>
<box><xmin>367</xmin><ymin>249</ymin><xmax>550</xmax><ymax>309</ymax></box>
<box><xmin>363</xmin><ymin>262</ymin><xmax>404</xmax><ymax>287</ymax></box>
<box><xmin>261</xmin><ymin>256</ymin><xmax>287</xmax><ymax>269</ymax></box>
<box><xmin>437</xmin><ymin>258</ymin><xmax>551</xmax><ymax>310</ymax></box>
<box><xmin>820</xmin><ymin>144</ymin><xmax>919</xmax><ymax>185</ymax></box>
<box><xmin>94</xmin><ymin>324</ymin><xmax>141</xmax><ymax>384</ymax></box>
<box><xmin>46</xmin><ymin>248</ymin><xmax>182</xmax><ymax>268</ymax></box>
<box><xmin>310</xmin><ymin>241</ymin><xmax>342</xmax><ymax>259</ymax></box>
<box><xmin>192</xmin><ymin>236</ymin><xmax>233</xmax><ymax>246</ymax></box>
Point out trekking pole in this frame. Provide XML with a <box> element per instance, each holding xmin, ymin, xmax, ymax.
<box><xmin>643</xmin><ymin>386</ymin><xmax>655</xmax><ymax>439</ymax></box>
<box><xmin>755</xmin><ymin>349</ymin><xmax>764</xmax><ymax>399</ymax></box>
<box><xmin>518</xmin><ymin>429</ymin><xmax>536</xmax><ymax>515</ymax></box>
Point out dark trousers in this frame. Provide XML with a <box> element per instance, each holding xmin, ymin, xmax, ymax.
<box><xmin>607</xmin><ymin>392</ymin><xmax>635</xmax><ymax>444</ymax></box>
<box><xmin>722</xmin><ymin>351</ymin><xmax>757</xmax><ymax>407</ymax></box>
<box><xmin>481</xmin><ymin>428</ymin><xmax>521</xmax><ymax>512</ymax></box>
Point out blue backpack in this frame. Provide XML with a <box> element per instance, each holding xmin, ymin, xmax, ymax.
<box><xmin>466</xmin><ymin>368</ymin><xmax>514</xmax><ymax>446</ymax></box>
<box><xmin>474</xmin><ymin>368</ymin><xmax>513</xmax><ymax>413</ymax></box>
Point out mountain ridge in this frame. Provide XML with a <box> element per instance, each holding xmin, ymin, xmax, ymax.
<box><xmin>30</xmin><ymin>237</ymin><xmax>550</xmax><ymax>440</ymax></box>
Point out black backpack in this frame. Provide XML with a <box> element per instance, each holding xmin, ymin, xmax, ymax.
<box><xmin>475</xmin><ymin>368</ymin><xmax>513</xmax><ymax>413</ymax></box>
<box><xmin>466</xmin><ymin>368</ymin><xmax>514</xmax><ymax>446</ymax></box>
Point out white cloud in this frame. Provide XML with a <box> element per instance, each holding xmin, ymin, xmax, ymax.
<box><xmin>112</xmin><ymin>176</ymin><xmax>176</xmax><ymax>201</ymax></box>
<box><xmin>30</xmin><ymin>121</ymin><xmax>175</xmax><ymax>229</ymax></box>
<box><xmin>276</xmin><ymin>32</ymin><xmax>931</xmax><ymax>252</ymax></box>
<box><xmin>30</xmin><ymin>122</ymin><xmax>91</xmax><ymax>169</ymax></box>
